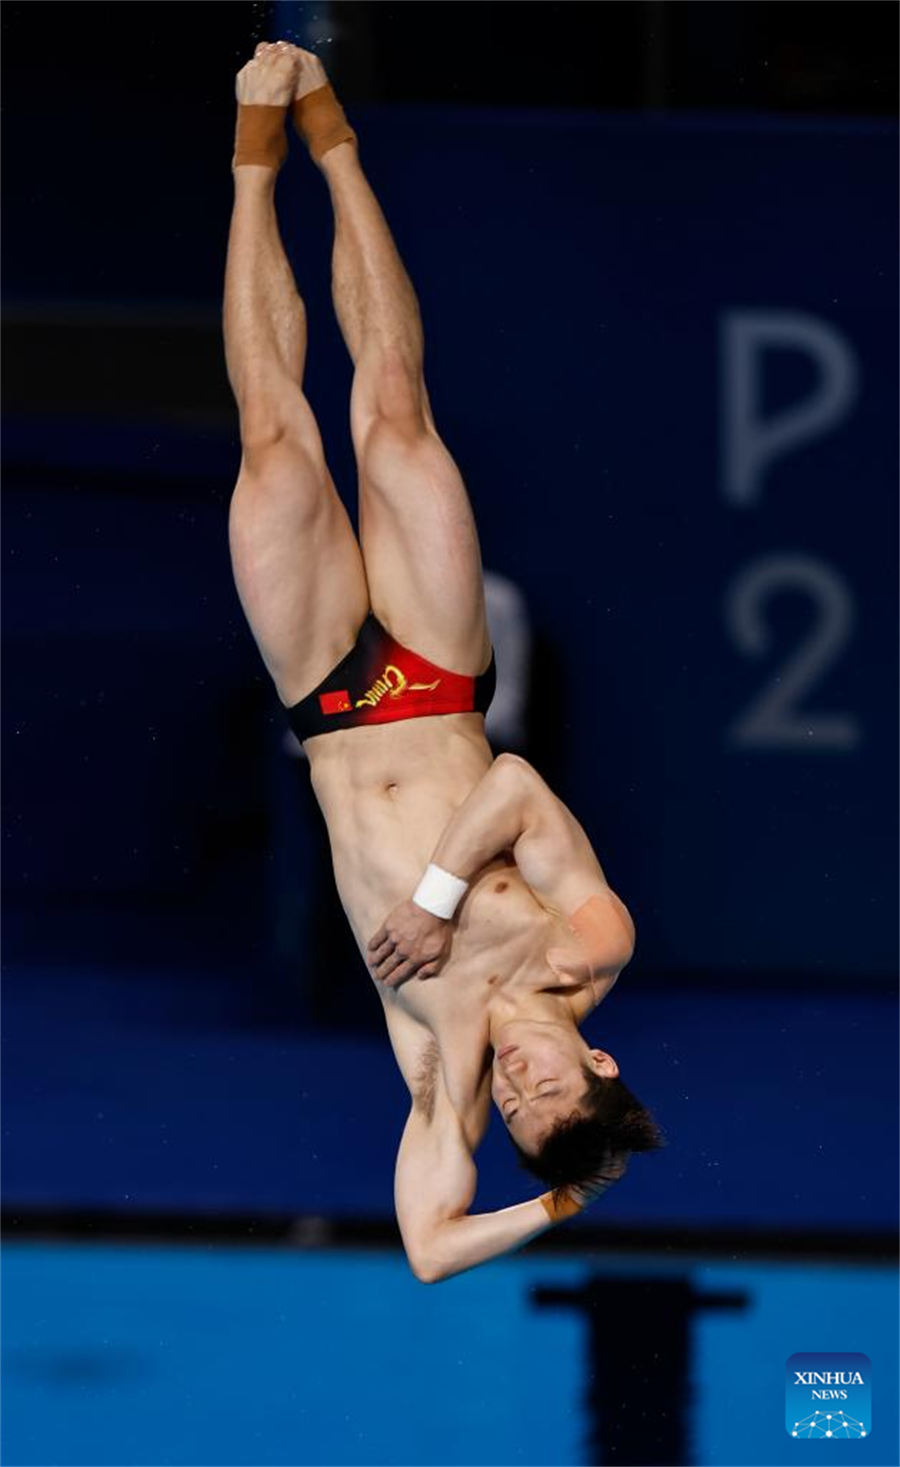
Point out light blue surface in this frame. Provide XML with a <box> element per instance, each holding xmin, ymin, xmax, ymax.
<box><xmin>692</xmin><ymin>1264</ymin><xmax>897</xmax><ymax>1467</ymax></box>
<box><xmin>2</xmin><ymin>1242</ymin><xmax>897</xmax><ymax>1467</ymax></box>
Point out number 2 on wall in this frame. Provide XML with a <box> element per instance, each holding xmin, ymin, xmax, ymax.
<box><xmin>725</xmin><ymin>552</ymin><xmax>860</xmax><ymax>751</ymax></box>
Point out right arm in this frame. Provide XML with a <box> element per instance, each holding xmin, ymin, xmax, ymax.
<box><xmin>428</xmin><ymin>753</ymin><xmax>618</xmax><ymax>901</ymax></box>
<box><xmin>368</xmin><ymin>754</ymin><xmax>634</xmax><ymax>985</ymax></box>
<box><xmin>383</xmin><ymin>999</ymin><xmax>623</xmax><ymax>1282</ymax></box>
<box><xmin>367</xmin><ymin>754</ymin><xmax>533</xmax><ymax>985</ymax></box>
<box><xmin>382</xmin><ymin>1001</ymin><xmax>557</xmax><ymax>1282</ymax></box>
<box><xmin>429</xmin><ymin>752</ymin><xmax>532</xmax><ymax>883</ymax></box>
<box><xmin>395</xmin><ymin>1092</ymin><xmax>556</xmax><ymax>1284</ymax></box>
<box><xmin>394</xmin><ymin>1091</ymin><xmax>626</xmax><ymax>1283</ymax></box>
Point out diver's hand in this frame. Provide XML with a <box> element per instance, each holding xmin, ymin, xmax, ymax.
<box><xmin>367</xmin><ymin>901</ymin><xmax>453</xmax><ymax>987</ymax></box>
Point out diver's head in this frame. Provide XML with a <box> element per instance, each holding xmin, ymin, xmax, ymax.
<box><xmin>491</xmin><ymin>1020</ymin><xmax>664</xmax><ymax>1193</ymax></box>
<box><xmin>491</xmin><ymin>1020</ymin><xmax>617</xmax><ymax>1153</ymax></box>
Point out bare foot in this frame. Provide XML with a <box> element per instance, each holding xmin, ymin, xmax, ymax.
<box><xmin>292</xmin><ymin>46</ymin><xmax>329</xmax><ymax>102</ymax></box>
<box><xmin>235</xmin><ymin>41</ymin><xmax>300</xmax><ymax>107</ymax></box>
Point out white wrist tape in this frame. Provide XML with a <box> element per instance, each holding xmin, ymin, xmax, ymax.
<box><xmin>412</xmin><ymin>863</ymin><xmax>469</xmax><ymax>920</ymax></box>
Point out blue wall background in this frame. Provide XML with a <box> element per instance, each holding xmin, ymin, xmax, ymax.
<box><xmin>2</xmin><ymin>105</ymin><xmax>897</xmax><ymax>1230</ymax></box>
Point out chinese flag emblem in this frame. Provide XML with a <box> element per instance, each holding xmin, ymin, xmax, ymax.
<box><xmin>319</xmin><ymin>690</ymin><xmax>352</xmax><ymax>715</ymax></box>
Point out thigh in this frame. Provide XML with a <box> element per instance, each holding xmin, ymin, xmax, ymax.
<box><xmin>229</xmin><ymin>436</ymin><xmax>370</xmax><ymax>706</ymax></box>
<box><xmin>356</xmin><ymin>414</ymin><xmax>492</xmax><ymax>677</ymax></box>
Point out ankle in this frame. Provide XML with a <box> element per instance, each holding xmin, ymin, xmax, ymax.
<box><xmin>233</xmin><ymin>165</ymin><xmax>278</xmax><ymax>193</ymax></box>
<box><xmin>319</xmin><ymin>139</ymin><xmax>359</xmax><ymax>173</ymax></box>
<box><xmin>319</xmin><ymin>141</ymin><xmax>362</xmax><ymax>192</ymax></box>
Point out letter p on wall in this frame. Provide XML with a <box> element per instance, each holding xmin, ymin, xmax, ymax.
<box><xmin>719</xmin><ymin>311</ymin><xmax>860</xmax><ymax>507</ymax></box>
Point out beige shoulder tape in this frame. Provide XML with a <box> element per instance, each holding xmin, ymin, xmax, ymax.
<box><xmin>568</xmin><ymin>891</ymin><xmax>635</xmax><ymax>973</ymax></box>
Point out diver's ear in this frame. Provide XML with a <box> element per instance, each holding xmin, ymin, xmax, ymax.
<box><xmin>587</xmin><ymin>1048</ymin><xmax>619</xmax><ymax>1079</ymax></box>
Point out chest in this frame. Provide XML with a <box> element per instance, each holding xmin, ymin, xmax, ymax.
<box><xmin>380</xmin><ymin>866</ymin><xmax>591</xmax><ymax>1101</ymax></box>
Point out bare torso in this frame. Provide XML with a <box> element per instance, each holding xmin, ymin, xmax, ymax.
<box><xmin>305</xmin><ymin>713</ymin><xmax>615</xmax><ymax>1138</ymax></box>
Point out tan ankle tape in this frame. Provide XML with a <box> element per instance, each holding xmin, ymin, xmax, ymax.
<box><xmin>291</xmin><ymin>84</ymin><xmax>356</xmax><ymax>162</ymax></box>
<box><xmin>233</xmin><ymin>103</ymin><xmax>289</xmax><ymax>171</ymax></box>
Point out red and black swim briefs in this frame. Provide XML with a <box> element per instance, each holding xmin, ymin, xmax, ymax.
<box><xmin>285</xmin><ymin>612</ymin><xmax>497</xmax><ymax>744</ymax></box>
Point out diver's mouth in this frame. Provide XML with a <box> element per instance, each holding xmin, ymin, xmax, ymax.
<box><xmin>496</xmin><ymin>1044</ymin><xmax>519</xmax><ymax>1061</ymax></box>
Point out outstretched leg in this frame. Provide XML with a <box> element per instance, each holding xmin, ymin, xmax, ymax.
<box><xmin>299</xmin><ymin>56</ymin><xmax>491</xmax><ymax>679</ymax></box>
<box><xmin>224</xmin><ymin>44</ymin><xmax>368</xmax><ymax>707</ymax></box>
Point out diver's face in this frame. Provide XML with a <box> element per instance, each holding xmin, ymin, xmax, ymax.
<box><xmin>492</xmin><ymin>1029</ymin><xmax>596</xmax><ymax>1154</ymax></box>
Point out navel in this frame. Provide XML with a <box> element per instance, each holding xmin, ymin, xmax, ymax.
<box><xmin>494</xmin><ymin>880</ymin><xmax>509</xmax><ymax>893</ymax></box>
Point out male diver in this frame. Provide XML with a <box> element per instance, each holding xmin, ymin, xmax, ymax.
<box><xmin>224</xmin><ymin>42</ymin><xmax>662</xmax><ymax>1282</ymax></box>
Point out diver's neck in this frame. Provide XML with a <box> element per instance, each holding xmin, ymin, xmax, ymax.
<box><xmin>486</xmin><ymin>989</ymin><xmax>577</xmax><ymax>1049</ymax></box>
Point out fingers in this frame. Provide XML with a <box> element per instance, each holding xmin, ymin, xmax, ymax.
<box><xmin>377</xmin><ymin>945</ymin><xmax>427</xmax><ymax>988</ymax></box>
<box><xmin>366</xmin><ymin>933</ymin><xmax>406</xmax><ymax>984</ymax></box>
<box><xmin>365</xmin><ymin>914</ymin><xmax>448</xmax><ymax>986</ymax></box>
<box><xmin>378</xmin><ymin>954</ymin><xmax>444</xmax><ymax>987</ymax></box>
<box><xmin>368</xmin><ymin>942</ymin><xmax>441</xmax><ymax>987</ymax></box>
<box><xmin>382</xmin><ymin>960</ymin><xmax>417</xmax><ymax>989</ymax></box>
<box><xmin>367</xmin><ymin>926</ymin><xmax>389</xmax><ymax>957</ymax></box>
<box><xmin>377</xmin><ymin>947</ymin><xmax>407</xmax><ymax>983</ymax></box>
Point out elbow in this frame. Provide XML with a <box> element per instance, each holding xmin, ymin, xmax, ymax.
<box><xmin>493</xmin><ymin>752</ymin><xmax>533</xmax><ymax>781</ymax></box>
<box><xmin>407</xmin><ymin>1250</ymin><xmax>447</xmax><ymax>1285</ymax></box>
<box><xmin>405</xmin><ymin>1232</ymin><xmax>455</xmax><ymax>1284</ymax></box>
<box><xmin>492</xmin><ymin>752</ymin><xmax>537</xmax><ymax>802</ymax></box>
<box><xmin>400</xmin><ymin>1217</ymin><xmax>448</xmax><ymax>1283</ymax></box>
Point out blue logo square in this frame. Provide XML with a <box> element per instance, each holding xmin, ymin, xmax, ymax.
<box><xmin>786</xmin><ymin>1353</ymin><xmax>871</xmax><ymax>1438</ymax></box>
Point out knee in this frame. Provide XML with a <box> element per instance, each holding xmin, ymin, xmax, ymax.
<box><xmin>368</xmin><ymin>345</ymin><xmax>425</xmax><ymax>421</ymax></box>
<box><xmin>238</xmin><ymin>387</ymin><xmax>321</xmax><ymax>467</ymax></box>
<box><xmin>239</xmin><ymin>410</ymin><xmax>323</xmax><ymax>484</ymax></box>
<box><xmin>354</xmin><ymin>349</ymin><xmax>430</xmax><ymax>458</ymax></box>
<box><xmin>239</xmin><ymin>412</ymin><xmax>289</xmax><ymax>461</ymax></box>
<box><xmin>231</xmin><ymin>437</ymin><xmax>328</xmax><ymax>532</ymax></box>
<box><xmin>359</xmin><ymin>412</ymin><xmax>452</xmax><ymax>498</ymax></box>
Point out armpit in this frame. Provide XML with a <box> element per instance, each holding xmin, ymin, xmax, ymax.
<box><xmin>411</xmin><ymin>1038</ymin><xmax>441</xmax><ymax>1122</ymax></box>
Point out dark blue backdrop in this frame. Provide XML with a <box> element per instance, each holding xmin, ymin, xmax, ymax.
<box><xmin>3</xmin><ymin>105</ymin><xmax>897</xmax><ymax>1226</ymax></box>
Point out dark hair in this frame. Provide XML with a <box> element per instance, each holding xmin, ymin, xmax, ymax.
<box><xmin>511</xmin><ymin>1065</ymin><xmax>665</xmax><ymax>1202</ymax></box>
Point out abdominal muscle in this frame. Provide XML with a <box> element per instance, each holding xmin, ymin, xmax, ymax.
<box><xmin>303</xmin><ymin>712</ymin><xmax>569</xmax><ymax>1028</ymax></box>
<box><xmin>305</xmin><ymin>712</ymin><xmax>494</xmax><ymax>949</ymax></box>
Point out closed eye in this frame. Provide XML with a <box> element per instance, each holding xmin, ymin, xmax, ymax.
<box><xmin>503</xmin><ymin>1085</ymin><xmax>561</xmax><ymax>1119</ymax></box>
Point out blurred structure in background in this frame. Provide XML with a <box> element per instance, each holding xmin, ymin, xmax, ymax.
<box><xmin>2</xmin><ymin>3</ymin><xmax>897</xmax><ymax>1465</ymax></box>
